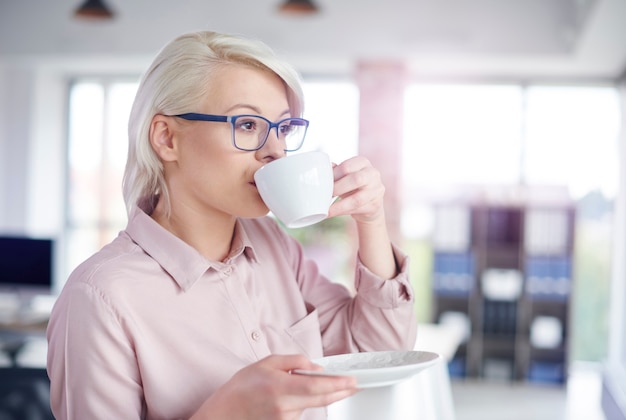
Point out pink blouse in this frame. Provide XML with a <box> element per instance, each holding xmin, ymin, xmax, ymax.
<box><xmin>47</xmin><ymin>206</ymin><xmax>417</xmax><ymax>419</ymax></box>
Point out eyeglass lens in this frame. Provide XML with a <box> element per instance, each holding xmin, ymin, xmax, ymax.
<box><xmin>232</xmin><ymin>116</ymin><xmax>307</xmax><ymax>151</ymax></box>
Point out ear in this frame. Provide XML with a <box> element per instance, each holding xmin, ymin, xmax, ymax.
<box><xmin>149</xmin><ymin>115</ymin><xmax>178</xmax><ymax>162</ymax></box>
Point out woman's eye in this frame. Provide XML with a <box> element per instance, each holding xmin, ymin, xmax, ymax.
<box><xmin>237</xmin><ymin>120</ymin><xmax>257</xmax><ymax>131</ymax></box>
<box><xmin>279</xmin><ymin>124</ymin><xmax>295</xmax><ymax>135</ymax></box>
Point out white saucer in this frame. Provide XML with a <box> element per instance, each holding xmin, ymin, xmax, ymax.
<box><xmin>293</xmin><ymin>350</ymin><xmax>440</xmax><ymax>388</ymax></box>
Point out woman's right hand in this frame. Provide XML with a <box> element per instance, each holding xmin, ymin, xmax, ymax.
<box><xmin>190</xmin><ymin>354</ymin><xmax>359</xmax><ymax>420</ymax></box>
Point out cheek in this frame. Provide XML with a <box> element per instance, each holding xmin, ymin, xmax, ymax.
<box><xmin>179</xmin><ymin>133</ymin><xmax>229</xmax><ymax>176</ymax></box>
<box><xmin>179</xmin><ymin>146</ymin><xmax>246</xmax><ymax>196</ymax></box>
<box><xmin>185</xmin><ymin>155</ymin><xmax>231</xmax><ymax>192</ymax></box>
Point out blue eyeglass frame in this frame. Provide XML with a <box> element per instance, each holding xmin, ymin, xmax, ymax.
<box><xmin>173</xmin><ymin>112</ymin><xmax>309</xmax><ymax>152</ymax></box>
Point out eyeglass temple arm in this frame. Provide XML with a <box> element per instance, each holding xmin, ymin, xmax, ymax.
<box><xmin>174</xmin><ymin>113</ymin><xmax>229</xmax><ymax>122</ymax></box>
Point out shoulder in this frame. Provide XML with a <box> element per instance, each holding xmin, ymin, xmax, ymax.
<box><xmin>63</xmin><ymin>231</ymin><xmax>159</xmax><ymax>297</ymax></box>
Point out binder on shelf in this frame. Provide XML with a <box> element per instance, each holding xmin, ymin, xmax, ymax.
<box><xmin>527</xmin><ymin>361</ymin><xmax>566</xmax><ymax>384</ymax></box>
<box><xmin>433</xmin><ymin>252</ymin><xmax>475</xmax><ymax>297</ymax></box>
<box><xmin>447</xmin><ymin>356</ymin><xmax>467</xmax><ymax>378</ymax></box>
<box><xmin>482</xmin><ymin>299</ymin><xmax>517</xmax><ymax>337</ymax></box>
<box><xmin>525</xmin><ymin>256</ymin><xmax>571</xmax><ymax>300</ymax></box>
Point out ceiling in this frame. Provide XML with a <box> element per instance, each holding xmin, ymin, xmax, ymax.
<box><xmin>1</xmin><ymin>0</ymin><xmax>625</xmax><ymax>80</ymax></box>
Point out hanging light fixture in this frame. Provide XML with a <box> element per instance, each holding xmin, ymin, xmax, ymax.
<box><xmin>278</xmin><ymin>0</ymin><xmax>319</xmax><ymax>15</ymax></box>
<box><xmin>74</xmin><ymin>0</ymin><xmax>115</xmax><ymax>20</ymax></box>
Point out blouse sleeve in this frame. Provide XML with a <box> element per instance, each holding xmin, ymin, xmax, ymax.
<box><xmin>272</xmin><ymin>221</ymin><xmax>418</xmax><ymax>356</ymax></box>
<box><xmin>46</xmin><ymin>280</ymin><xmax>144</xmax><ymax>420</ymax></box>
<box><xmin>320</xmin><ymin>244</ymin><xmax>417</xmax><ymax>355</ymax></box>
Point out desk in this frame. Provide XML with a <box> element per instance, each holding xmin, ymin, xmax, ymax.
<box><xmin>0</xmin><ymin>293</ymin><xmax>52</xmax><ymax>367</ymax></box>
<box><xmin>0</xmin><ymin>322</ymin><xmax>48</xmax><ymax>367</ymax></box>
<box><xmin>327</xmin><ymin>323</ymin><xmax>463</xmax><ymax>420</ymax></box>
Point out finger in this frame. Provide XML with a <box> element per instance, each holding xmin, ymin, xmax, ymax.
<box><xmin>290</xmin><ymin>370</ymin><xmax>358</xmax><ymax>393</ymax></box>
<box><xmin>329</xmin><ymin>185</ymin><xmax>383</xmax><ymax>218</ymax></box>
<box><xmin>333</xmin><ymin>157</ymin><xmax>371</xmax><ymax>185</ymax></box>
<box><xmin>334</xmin><ymin>164</ymin><xmax>382</xmax><ymax>200</ymax></box>
<box><xmin>297</xmin><ymin>387</ymin><xmax>360</xmax><ymax>408</ymax></box>
<box><xmin>333</xmin><ymin>156</ymin><xmax>371</xmax><ymax>179</ymax></box>
<box><xmin>262</xmin><ymin>354</ymin><xmax>319</xmax><ymax>372</ymax></box>
<box><xmin>281</xmin><ymin>375</ymin><xmax>359</xmax><ymax>411</ymax></box>
<box><xmin>296</xmin><ymin>362</ymin><xmax>326</xmax><ymax>373</ymax></box>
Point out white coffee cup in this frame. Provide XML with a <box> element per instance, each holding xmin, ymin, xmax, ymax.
<box><xmin>254</xmin><ymin>151</ymin><xmax>334</xmax><ymax>228</ymax></box>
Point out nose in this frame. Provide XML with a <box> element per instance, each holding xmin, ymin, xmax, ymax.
<box><xmin>256</xmin><ymin>126</ymin><xmax>286</xmax><ymax>162</ymax></box>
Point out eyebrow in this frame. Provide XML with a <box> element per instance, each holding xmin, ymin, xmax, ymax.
<box><xmin>224</xmin><ymin>104</ymin><xmax>291</xmax><ymax>118</ymax></box>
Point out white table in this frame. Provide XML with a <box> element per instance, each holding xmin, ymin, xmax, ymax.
<box><xmin>327</xmin><ymin>323</ymin><xmax>463</xmax><ymax>420</ymax></box>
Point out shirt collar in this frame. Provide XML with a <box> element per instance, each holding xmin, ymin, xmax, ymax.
<box><xmin>229</xmin><ymin>219</ymin><xmax>259</xmax><ymax>264</ymax></box>
<box><xmin>125</xmin><ymin>206</ymin><xmax>258</xmax><ymax>291</ymax></box>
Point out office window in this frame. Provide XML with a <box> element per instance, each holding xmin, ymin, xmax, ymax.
<box><xmin>402</xmin><ymin>84</ymin><xmax>524</xmax><ymax>191</ymax></box>
<box><xmin>524</xmin><ymin>85</ymin><xmax>620</xmax><ymax>198</ymax></box>
<box><xmin>402</xmin><ymin>83</ymin><xmax>620</xmax><ymax>199</ymax></box>
<box><xmin>66</xmin><ymin>80</ymin><xmax>137</xmax><ymax>275</ymax></box>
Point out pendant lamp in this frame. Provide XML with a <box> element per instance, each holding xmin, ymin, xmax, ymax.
<box><xmin>74</xmin><ymin>0</ymin><xmax>115</xmax><ymax>19</ymax></box>
<box><xmin>279</xmin><ymin>0</ymin><xmax>319</xmax><ymax>15</ymax></box>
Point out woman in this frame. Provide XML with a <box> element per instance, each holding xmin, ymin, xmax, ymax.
<box><xmin>47</xmin><ymin>31</ymin><xmax>417</xmax><ymax>420</ymax></box>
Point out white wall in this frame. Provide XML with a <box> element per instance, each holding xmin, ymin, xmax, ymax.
<box><xmin>0</xmin><ymin>63</ymin><xmax>36</xmax><ymax>233</ymax></box>
<box><xmin>0</xmin><ymin>60</ymin><xmax>68</xmax><ymax>236</ymax></box>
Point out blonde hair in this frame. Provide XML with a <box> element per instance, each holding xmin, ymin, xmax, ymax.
<box><xmin>122</xmin><ymin>31</ymin><xmax>305</xmax><ymax>215</ymax></box>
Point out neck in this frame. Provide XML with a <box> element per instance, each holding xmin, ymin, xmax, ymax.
<box><xmin>151</xmin><ymin>199</ymin><xmax>236</xmax><ymax>262</ymax></box>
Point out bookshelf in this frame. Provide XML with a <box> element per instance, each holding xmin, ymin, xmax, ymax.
<box><xmin>431</xmin><ymin>186</ymin><xmax>574</xmax><ymax>383</ymax></box>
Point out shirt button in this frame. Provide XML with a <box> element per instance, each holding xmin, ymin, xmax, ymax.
<box><xmin>251</xmin><ymin>330</ymin><xmax>262</xmax><ymax>341</ymax></box>
<box><xmin>223</xmin><ymin>266</ymin><xmax>233</xmax><ymax>276</ymax></box>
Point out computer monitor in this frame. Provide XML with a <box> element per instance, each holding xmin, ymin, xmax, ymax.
<box><xmin>0</xmin><ymin>236</ymin><xmax>53</xmax><ymax>293</ymax></box>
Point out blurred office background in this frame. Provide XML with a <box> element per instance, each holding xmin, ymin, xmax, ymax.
<box><xmin>1</xmin><ymin>0</ymin><xmax>626</xmax><ymax>419</ymax></box>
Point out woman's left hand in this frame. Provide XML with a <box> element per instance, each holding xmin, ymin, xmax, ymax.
<box><xmin>328</xmin><ymin>156</ymin><xmax>386</xmax><ymax>225</ymax></box>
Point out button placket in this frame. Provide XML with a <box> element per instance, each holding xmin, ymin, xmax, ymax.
<box><xmin>219</xmin><ymin>260</ymin><xmax>271</xmax><ymax>358</ymax></box>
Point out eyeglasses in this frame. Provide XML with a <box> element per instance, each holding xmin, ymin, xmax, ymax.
<box><xmin>173</xmin><ymin>113</ymin><xmax>309</xmax><ymax>152</ymax></box>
